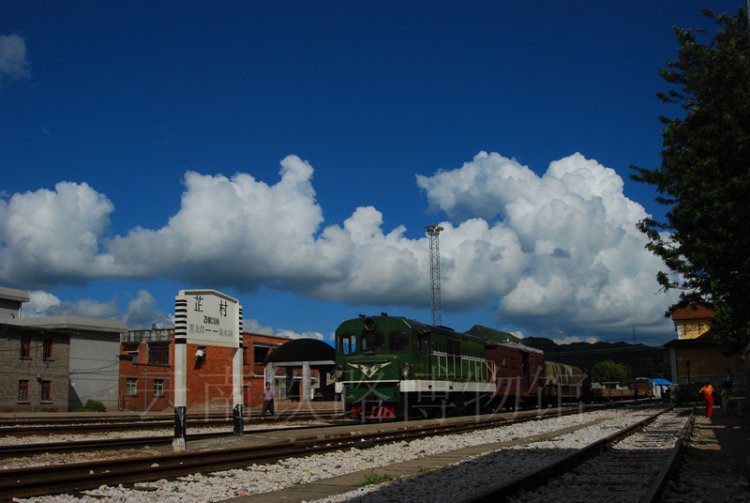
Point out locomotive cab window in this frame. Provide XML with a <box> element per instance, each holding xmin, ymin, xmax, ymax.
<box><xmin>336</xmin><ymin>333</ymin><xmax>357</xmax><ymax>354</ymax></box>
<box><xmin>361</xmin><ymin>331</ymin><xmax>384</xmax><ymax>353</ymax></box>
<box><xmin>388</xmin><ymin>331</ymin><xmax>409</xmax><ymax>353</ymax></box>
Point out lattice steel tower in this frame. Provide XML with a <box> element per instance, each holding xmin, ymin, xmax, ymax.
<box><xmin>426</xmin><ymin>224</ymin><xmax>444</xmax><ymax>326</ymax></box>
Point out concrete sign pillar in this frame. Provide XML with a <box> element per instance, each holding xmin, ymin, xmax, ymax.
<box><xmin>232</xmin><ymin>342</ymin><xmax>244</xmax><ymax>435</ymax></box>
<box><xmin>174</xmin><ymin>289</ymin><xmax>243</xmax><ymax>451</ymax></box>
<box><xmin>173</xmin><ymin>297</ymin><xmax>188</xmax><ymax>452</ymax></box>
<box><xmin>302</xmin><ymin>361</ymin><xmax>311</xmax><ymax>402</ymax></box>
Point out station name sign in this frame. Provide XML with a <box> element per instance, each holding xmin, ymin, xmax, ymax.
<box><xmin>175</xmin><ymin>289</ymin><xmax>241</xmax><ymax>348</ymax></box>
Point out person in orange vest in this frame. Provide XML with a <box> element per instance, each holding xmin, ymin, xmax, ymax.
<box><xmin>698</xmin><ymin>382</ymin><xmax>714</xmax><ymax>418</ymax></box>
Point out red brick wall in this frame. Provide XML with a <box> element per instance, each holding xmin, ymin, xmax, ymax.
<box><xmin>118</xmin><ymin>341</ymin><xmax>172</xmax><ymax>412</ymax></box>
<box><xmin>118</xmin><ymin>332</ymin><xmax>291</xmax><ymax>411</ymax></box>
<box><xmin>243</xmin><ymin>333</ymin><xmax>290</xmax><ymax>406</ymax></box>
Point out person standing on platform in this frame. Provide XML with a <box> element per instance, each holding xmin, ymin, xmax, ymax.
<box><xmin>262</xmin><ymin>381</ymin><xmax>275</xmax><ymax>417</ymax></box>
<box><xmin>699</xmin><ymin>382</ymin><xmax>714</xmax><ymax>418</ymax></box>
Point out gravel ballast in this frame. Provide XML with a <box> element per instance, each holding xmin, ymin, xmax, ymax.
<box><xmin>15</xmin><ymin>409</ymin><xmax>660</xmax><ymax>503</ymax></box>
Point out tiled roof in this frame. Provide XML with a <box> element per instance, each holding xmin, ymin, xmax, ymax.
<box><xmin>671</xmin><ymin>304</ymin><xmax>715</xmax><ymax>321</ymax></box>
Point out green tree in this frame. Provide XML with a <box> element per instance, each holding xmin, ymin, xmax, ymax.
<box><xmin>630</xmin><ymin>7</ymin><xmax>750</xmax><ymax>350</ymax></box>
<box><xmin>591</xmin><ymin>360</ymin><xmax>630</xmax><ymax>383</ymax></box>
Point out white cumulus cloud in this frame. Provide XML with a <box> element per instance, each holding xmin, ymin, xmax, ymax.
<box><xmin>25</xmin><ymin>290</ymin><xmax>62</xmax><ymax>317</ymax></box>
<box><xmin>0</xmin><ymin>151</ymin><xmax>677</xmax><ymax>340</ymax></box>
<box><xmin>416</xmin><ymin>151</ymin><xmax>675</xmax><ymax>335</ymax></box>
<box><xmin>26</xmin><ymin>293</ymin><xmax>119</xmax><ymax>319</ymax></box>
<box><xmin>123</xmin><ymin>290</ymin><xmax>172</xmax><ymax>328</ymax></box>
<box><xmin>103</xmin><ymin>155</ymin><xmax>324</xmax><ymax>288</ymax></box>
<box><xmin>0</xmin><ymin>34</ymin><xmax>31</xmax><ymax>85</ymax></box>
<box><xmin>243</xmin><ymin>318</ymin><xmax>322</xmax><ymax>340</ymax></box>
<box><xmin>0</xmin><ymin>182</ymin><xmax>114</xmax><ymax>287</ymax></box>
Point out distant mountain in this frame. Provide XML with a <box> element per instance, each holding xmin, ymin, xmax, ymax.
<box><xmin>521</xmin><ymin>337</ymin><xmax>669</xmax><ymax>380</ymax></box>
<box><xmin>466</xmin><ymin>325</ymin><xmax>521</xmax><ymax>344</ymax></box>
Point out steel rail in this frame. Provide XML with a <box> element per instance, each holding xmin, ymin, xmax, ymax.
<box><xmin>465</xmin><ymin>405</ymin><xmax>681</xmax><ymax>502</ymax></box>
<box><xmin>0</xmin><ymin>421</ymin><xmax>358</xmax><ymax>458</ymax></box>
<box><xmin>0</xmin><ymin>409</ymin><xmax>341</xmax><ymax>435</ymax></box>
<box><xmin>0</xmin><ymin>405</ymin><xmax>589</xmax><ymax>458</ymax></box>
<box><xmin>638</xmin><ymin>409</ymin><xmax>695</xmax><ymax>503</ymax></box>
<box><xmin>0</xmin><ymin>402</ymin><xmax>654</xmax><ymax>499</ymax></box>
<box><xmin>0</xmin><ymin>404</ymin><xmax>606</xmax><ymax>499</ymax></box>
<box><xmin>0</xmin><ymin>408</ymin><xmax>343</xmax><ymax>427</ymax></box>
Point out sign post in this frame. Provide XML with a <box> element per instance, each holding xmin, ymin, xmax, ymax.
<box><xmin>174</xmin><ymin>289</ymin><xmax>243</xmax><ymax>451</ymax></box>
<box><xmin>233</xmin><ymin>305</ymin><xmax>244</xmax><ymax>435</ymax></box>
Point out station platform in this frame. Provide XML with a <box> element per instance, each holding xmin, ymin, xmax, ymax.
<box><xmin>670</xmin><ymin>409</ymin><xmax>750</xmax><ymax>499</ymax></box>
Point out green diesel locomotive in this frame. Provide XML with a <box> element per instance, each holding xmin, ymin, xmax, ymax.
<box><xmin>334</xmin><ymin>314</ymin><xmax>572</xmax><ymax>419</ymax></box>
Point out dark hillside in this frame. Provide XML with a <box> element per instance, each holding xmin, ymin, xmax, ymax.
<box><xmin>522</xmin><ymin>337</ymin><xmax>668</xmax><ymax>380</ymax></box>
<box><xmin>466</xmin><ymin>325</ymin><xmax>521</xmax><ymax>344</ymax></box>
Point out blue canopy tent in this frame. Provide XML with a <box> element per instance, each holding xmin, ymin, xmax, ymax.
<box><xmin>650</xmin><ymin>378</ymin><xmax>673</xmax><ymax>399</ymax></box>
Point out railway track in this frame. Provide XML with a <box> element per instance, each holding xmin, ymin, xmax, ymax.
<box><xmin>0</xmin><ymin>402</ymin><xmax>629</xmax><ymax>460</ymax></box>
<box><xmin>0</xmin><ymin>404</ymin><xmax>625</xmax><ymax>500</ymax></box>
<box><xmin>466</xmin><ymin>406</ymin><xmax>693</xmax><ymax>502</ymax></box>
<box><xmin>0</xmin><ymin>408</ymin><xmax>341</xmax><ymax>436</ymax></box>
<box><xmin>0</xmin><ymin>422</ymin><xmax>355</xmax><ymax>457</ymax></box>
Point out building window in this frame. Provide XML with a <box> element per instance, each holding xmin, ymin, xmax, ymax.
<box><xmin>18</xmin><ymin>380</ymin><xmax>29</xmax><ymax>401</ymax></box>
<box><xmin>126</xmin><ymin>378</ymin><xmax>137</xmax><ymax>396</ymax></box>
<box><xmin>254</xmin><ymin>344</ymin><xmax>271</xmax><ymax>364</ymax></box>
<box><xmin>20</xmin><ymin>337</ymin><xmax>31</xmax><ymax>359</ymax></box>
<box><xmin>41</xmin><ymin>380</ymin><xmax>51</xmax><ymax>401</ymax></box>
<box><xmin>148</xmin><ymin>343</ymin><xmax>169</xmax><ymax>365</ymax></box>
<box><xmin>154</xmin><ymin>379</ymin><xmax>164</xmax><ymax>397</ymax></box>
<box><xmin>122</xmin><ymin>342</ymin><xmax>139</xmax><ymax>363</ymax></box>
<box><xmin>43</xmin><ymin>338</ymin><xmax>53</xmax><ymax>360</ymax></box>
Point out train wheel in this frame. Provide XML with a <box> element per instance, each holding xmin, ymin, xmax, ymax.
<box><xmin>350</xmin><ymin>404</ymin><xmax>363</xmax><ymax>420</ymax></box>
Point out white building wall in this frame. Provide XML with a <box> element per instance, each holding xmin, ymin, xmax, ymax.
<box><xmin>69</xmin><ymin>333</ymin><xmax>121</xmax><ymax>410</ymax></box>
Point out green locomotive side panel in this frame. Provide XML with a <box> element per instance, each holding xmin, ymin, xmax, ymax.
<box><xmin>334</xmin><ymin>314</ymin><xmax>492</xmax><ymax>412</ymax></box>
<box><xmin>428</xmin><ymin>330</ymin><xmax>486</xmax><ymax>382</ymax></box>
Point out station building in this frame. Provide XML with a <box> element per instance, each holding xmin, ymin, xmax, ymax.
<box><xmin>664</xmin><ymin>304</ymin><xmax>745</xmax><ymax>389</ymax></box>
<box><xmin>118</xmin><ymin>328</ymin><xmax>302</xmax><ymax>412</ymax></box>
<box><xmin>0</xmin><ymin>286</ymin><xmax>127</xmax><ymax>412</ymax></box>
<box><xmin>1</xmin><ymin>284</ymin><xmax>335</xmax><ymax>413</ymax></box>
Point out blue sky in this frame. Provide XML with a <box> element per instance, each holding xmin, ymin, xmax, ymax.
<box><xmin>1</xmin><ymin>1</ymin><xmax>741</xmax><ymax>346</ymax></box>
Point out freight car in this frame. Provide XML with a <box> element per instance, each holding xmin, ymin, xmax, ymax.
<box><xmin>543</xmin><ymin>360</ymin><xmax>589</xmax><ymax>406</ymax></box>
<box><xmin>333</xmin><ymin>314</ymin><xmax>588</xmax><ymax>419</ymax></box>
<box><xmin>590</xmin><ymin>382</ymin><xmax>633</xmax><ymax>401</ymax></box>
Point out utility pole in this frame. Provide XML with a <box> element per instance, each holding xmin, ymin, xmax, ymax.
<box><xmin>426</xmin><ymin>224</ymin><xmax>444</xmax><ymax>326</ymax></box>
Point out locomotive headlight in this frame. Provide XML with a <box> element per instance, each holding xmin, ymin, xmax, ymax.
<box><xmin>400</xmin><ymin>362</ymin><xmax>411</xmax><ymax>379</ymax></box>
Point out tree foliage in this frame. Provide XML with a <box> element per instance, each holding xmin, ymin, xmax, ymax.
<box><xmin>630</xmin><ymin>8</ymin><xmax>750</xmax><ymax>349</ymax></box>
<box><xmin>591</xmin><ymin>360</ymin><xmax>630</xmax><ymax>383</ymax></box>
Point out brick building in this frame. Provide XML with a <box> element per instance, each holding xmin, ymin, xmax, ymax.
<box><xmin>118</xmin><ymin>328</ymin><xmax>291</xmax><ymax>412</ymax></box>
